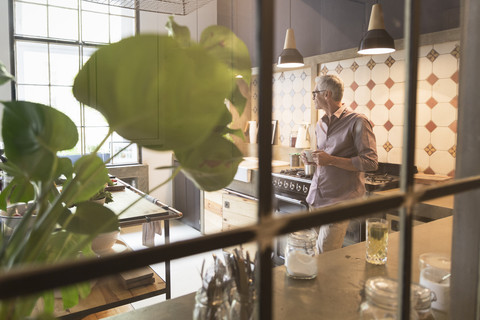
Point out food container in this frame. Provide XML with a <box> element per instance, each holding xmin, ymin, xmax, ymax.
<box><xmin>419</xmin><ymin>253</ymin><xmax>451</xmax><ymax>313</ymax></box>
<box><xmin>304</xmin><ymin>164</ymin><xmax>315</xmax><ymax>176</ymax></box>
<box><xmin>360</xmin><ymin>276</ymin><xmax>436</xmax><ymax>320</ymax></box>
<box><xmin>285</xmin><ymin>228</ymin><xmax>318</xmax><ymax>279</ymax></box>
<box><xmin>289</xmin><ymin>153</ymin><xmax>300</xmax><ymax>167</ymax></box>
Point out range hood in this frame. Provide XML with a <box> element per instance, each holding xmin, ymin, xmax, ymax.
<box><xmin>83</xmin><ymin>0</ymin><xmax>214</xmax><ymax>15</ymax></box>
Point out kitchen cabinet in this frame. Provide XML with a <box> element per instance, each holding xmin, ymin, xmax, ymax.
<box><xmin>173</xmin><ymin>160</ymin><xmax>201</xmax><ymax>231</ymax></box>
<box><xmin>203</xmin><ymin>190</ymin><xmax>226</xmax><ymax>234</ymax></box>
<box><xmin>222</xmin><ymin>192</ymin><xmax>258</xmax><ymax>231</ymax></box>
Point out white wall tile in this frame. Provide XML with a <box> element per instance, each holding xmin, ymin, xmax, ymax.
<box><xmin>389</xmin><ymin>126</ymin><xmax>404</xmax><ymax>148</ymax></box>
<box><xmin>390</xmin><ymin>50</ymin><xmax>404</xmax><ymax>61</ymax></box>
<box><xmin>431</xmin><ymin>127</ymin><xmax>456</xmax><ymax>151</ymax></box>
<box><xmin>377</xmin><ymin>147</ymin><xmax>388</xmax><ymax>162</ymax></box>
<box><xmin>432</xmin><ymin>102</ymin><xmax>456</xmax><ymax>127</ymax></box>
<box><xmin>418</xmin><ymin>44</ymin><xmax>433</xmax><ymax>57</ymax></box>
<box><xmin>432</xmin><ymin>79</ymin><xmax>457</xmax><ymax>103</ymax></box>
<box><xmin>416</xmin><ymin>103</ymin><xmax>431</xmax><ymax>126</ymax></box>
<box><xmin>355</xmin><ymin>105</ymin><xmax>371</xmax><ymax>118</ymax></box>
<box><xmin>355</xmin><ymin>86</ymin><xmax>371</xmax><ymax>105</ymax></box>
<box><xmin>390</xmin><ymin>82</ymin><xmax>405</xmax><ymax>104</ymax></box>
<box><xmin>338</xmin><ymin>68</ymin><xmax>354</xmax><ymax>87</ymax></box>
<box><xmin>430</xmin><ymin>150</ymin><xmax>455</xmax><ymax>175</ymax></box>
<box><xmin>389</xmin><ymin>104</ymin><xmax>404</xmax><ymax>126</ymax></box>
<box><xmin>390</xmin><ymin>60</ymin><xmax>405</xmax><ymax>83</ymax></box>
<box><xmin>371</xmin><ymin>105</ymin><xmax>389</xmax><ymax>126</ymax></box>
<box><xmin>373</xmin><ymin>126</ymin><xmax>388</xmax><ymax>145</ymax></box>
<box><xmin>417</xmin><ymin>57</ymin><xmax>432</xmax><ymax>81</ymax></box>
<box><xmin>355</xmin><ymin>56</ymin><xmax>371</xmax><ymax>66</ymax></box>
<box><xmin>434</xmin><ymin>41</ymin><xmax>458</xmax><ymax>55</ymax></box>
<box><xmin>417</xmin><ymin>80</ymin><xmax>432</xmax><ymax>104</ymax></box>
<box><xmin>292</xmin><ymin>108</ymin><xmax>305</xmax><ymax>124</ymax></box>
<box><xmin>343</xmin><ymin>87</ymin><xmax>355</xmax><ymax>105</ymax></box>
<box><xmin>414</xmin><ymin>148</ymin><xmax>430</xmax><ymax>173</ymax></box>
<box><xmin>354</xmin><ymin>65</ymin><xmax>371</xmax><ymax>85</ymax></box>
<box><xmin>432</xmin><ymin>54</ymin><xmax>458</xmax><ymax>78</ymax></box>
<box><xmin>339</xmin><ymin>58</ymin><xmax>355</xmax><ymax>69</ymax></box>
<box><xmin>292</xmin><ymin>76</ymin><xmax>303</xmax><ymax>91</ymax></box>
<box><xmin>371</xmin><ymin>84</ymin><xmax>389</xmax><ymax>105</ymax></box>
<box><xmin>372</xmin><ymin>63</ymin><xmax>390</xmax><ymax>84</ymax></box>
<box><xmin>293</xmin><ymin>92</ymin><xmax>304</xmax><ymax>107</ymax></box>
<box><xmin>388</xmin><ymin>147</ymin><xmax>402</xmax><ymax>164</ymax></box>
<box><xmin>282</xmin><ymin>94</ymin><xmax>293</xmax><ymax>108</ymax></box>
<box><xmin>372</xmin><ymin>53</ymin><xmax>390</xmax><ymax>63</ymax></box>
<box><xmin>415</xmin><ymin>126</ymin><xmax>431</xmax><ymax>149</ymax></box>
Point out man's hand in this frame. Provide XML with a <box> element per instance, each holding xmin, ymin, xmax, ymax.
<box><xmin>300</xmin><ymin>151</ymin><xmax>310</xmax><ymax>165</ymax></box>
<box><xmin>313</xmin><ymin>150</ymin><xmax>332</xmax><ymax>166</ymax></box>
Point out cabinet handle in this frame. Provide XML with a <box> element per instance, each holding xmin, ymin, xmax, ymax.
<box><xmin>224</xmin><ymin>201</ymin><xmax>230</xmax><ymax>209</ymax></box>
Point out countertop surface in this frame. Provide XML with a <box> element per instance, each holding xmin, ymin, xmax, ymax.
<box><xmin>106</xmin><ymin>217</ymin><xmax>452</xmax><ymax>320</ymax></box>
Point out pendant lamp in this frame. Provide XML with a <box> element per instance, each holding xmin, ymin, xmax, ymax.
<box><xmin>277</xmin><ymin>0</ymin><xmax>304</xmax><ymax>68</ymax></box>
<box><xmin>358</xmin><ymin>3</ymin><xmax>395</xmax><ymax>55</ymax></box>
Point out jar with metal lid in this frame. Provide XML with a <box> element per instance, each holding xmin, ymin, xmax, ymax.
<box><xmin>360</xmin><ymin>276</ymin><xmax>436</xmax><ymax>320</ymax></box>
<box><xmin>285</xmin><ymin>228</ymin><xmax>318</xmax><ymax>279</ymax></box>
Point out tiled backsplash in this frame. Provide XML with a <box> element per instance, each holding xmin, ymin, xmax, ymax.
<box><xmin>251</xmin><ymin>40</ymin><xmax>459</xmax><ymax>176</ymax></box>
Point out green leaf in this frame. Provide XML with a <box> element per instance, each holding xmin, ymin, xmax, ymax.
<box><xmin>0</xmin><ymin>60</ymin><xmax>14</xmax><ymax>85</ymax></box>
<box><xmin>62</xmin><ymin>154</ymin><xmax>109</xmax><ymax>205</ymax></box>
<box><xmin>175</xmin><ymin>134</ymin><xmax>243</xmax><ymax>191</ymax></box>
<box><xmin>165</xmin><ymin>16</ymin><xmax>191</xmax><ymax>47</ymax></box>
<box><xmin>60</xmin><ymin>285</ymin><xmax>79</xmax><ymax>309</ymax></box>
<box><xmin>7</xmin><ymin>176</ymin><xmax>35</xmax><ymax>204</ymax></box>
<box><xmin>199</xmin><ymin>25</ymin><xmax>252</xmax><ymax>115</ymax></box>
<box><xmin>73</xmin><ymin>35</ymin><xmax>232</xmax><ymax>153</ymax></box>
<box><xmin>1</xmin><ymin>101</ymin><xmax>78</xmax><ymax>182</ymax></box>
<box><xmin>65</xmin><ymin>201</ymin><xmax>118</xmax><ymax>234</ymax></box>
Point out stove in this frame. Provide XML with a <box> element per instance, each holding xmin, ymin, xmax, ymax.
<box><xmin>272</xmin><ymin>168</ymin><xmax>311</xmax><ymax>202</ymax></box>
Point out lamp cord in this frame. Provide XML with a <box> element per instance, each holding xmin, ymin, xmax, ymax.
<box><xmin>289</xmin><ymin>0</ymin><xmax>292</xmax><ymax>28</ymax></box>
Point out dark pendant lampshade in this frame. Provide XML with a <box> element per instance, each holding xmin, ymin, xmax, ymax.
<box><xmin>277</xmin><ymin>28</ymin><xmax>304</xmax><ymax>68</ymax></box>
<box><xmin>358</xmin><ymin>4</ymin><xmax>395</xmax><ymax>55</ymax></box>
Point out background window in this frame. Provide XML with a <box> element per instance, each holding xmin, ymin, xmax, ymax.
<box><xmin>13</xmin><ymin>0</ymin><xmax>138</xmax><ymax>166</ymax></box>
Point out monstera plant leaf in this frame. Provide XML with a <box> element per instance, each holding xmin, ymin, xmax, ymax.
<box><xmin>199</xmin><ymin>25</ymin><xmax>252</xmax><ymax>115</ymax></box>
<box><xmin>174</xmin><ymin>133</ymin><xmax>243</xmax><ymax>191</ymax></box>
<box><xmin>61</xmin><ymin>201</ymin><xmax>119</xmax><ymax>234</ymax></box>
<box><xmin>73</xmin><ymin>35</ymin><xmax>231</xmax><ymax>153</ymax></box>
<box><xmin>0</xmin><ymin>61</ymin><xmax>14</xmax><ymax>85</ymax></box>
<box><xmin>0</xmin><ymin>101</ymin><xmax>78</xmax><ymax>183</ymax></box>
<box><xmin>165</xmin><ymin>16</ymin><xmax>191</xmax><ymax>47</ymax></box>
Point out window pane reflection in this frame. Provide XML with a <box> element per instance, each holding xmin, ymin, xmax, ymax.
<box><xmin>17</xmin><ymin>84</ymin><xmax>50</xmax><ymax>105</ymax></box>
<box><xmin>15</xmin><ymin>2</ymin><xmax>47</xmax><ymax>37</ymax></box>
<box><xmin>82</xmin><ymin>11</ymin><xmax>109</xmax><ymax>43</ymax></box>
<box><xmin>16</xmin><ymin>41</ymin><xmax>49</xmax><ymax>85</ymax></box>
<box><xmin>48</xmin><ymin>6</ymin><xmax>79</xmax><ymax>40</ymax></box>
<box><xmin>110</xmin><ymin>15</ymin><xmax>135</xmax><ymax>43</ymax></box>
<box><xmin>50</xmin><ymin>86</ymin><xmax>81</xmax><ymax>125</ymax></box>
<box><xmin>49</xmin><ymin>44</ymin><xmax>80</xmax><ymax>86</ymax></box>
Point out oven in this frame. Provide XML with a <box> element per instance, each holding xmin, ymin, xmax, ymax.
<box><xmin>271</xmin><ymin>163</ymin><xmax>408</xmax><ymax>264</ymax></box>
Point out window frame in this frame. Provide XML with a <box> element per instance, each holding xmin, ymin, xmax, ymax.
<box><xmin>10</xmin><ymin>0</ymin><xmax>141</xmax><ymax>166</ymax></box>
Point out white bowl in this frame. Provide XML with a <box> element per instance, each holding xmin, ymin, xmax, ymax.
<box><xmin>91</xmin><ymin>231</ymin><xmax>120</xmax><ymax>254</ymax></box>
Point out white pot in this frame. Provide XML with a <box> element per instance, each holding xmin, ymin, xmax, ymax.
<box><xmin>91</xmin><ymin>231</ymin><xmax>120</xmax><ymax>254</ymax></box>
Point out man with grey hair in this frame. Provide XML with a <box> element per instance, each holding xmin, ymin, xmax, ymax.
<box><xmin>301</xmin><ymin>74</ymin><xmax>378</xmax><ymax>253</ymax></box>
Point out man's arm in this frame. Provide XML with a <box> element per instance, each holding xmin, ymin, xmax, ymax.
<box><xmin>314</xmin><ymin>151</ymin><xmax>358</xmax><ymax>171</ymax></box>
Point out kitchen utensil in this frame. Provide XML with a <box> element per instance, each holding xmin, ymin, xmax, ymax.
<box><xmin>289</xmin><ymin>153</ymin><xmax>300</xmax><ymax>167</ymax></box>
<box><xmin>248</xmin><ymin>121</ymin><xmax>257</xmax><ymax>144</ymax></box>
<box><xmin>304</xmin><ymin>164</ymin><xmax>315</xmax><ymax>176</ymax></box>
<box><xmin>295</xmin><ymin>123</ymin><xmax>311</xmax><ymax>148</ymax></box>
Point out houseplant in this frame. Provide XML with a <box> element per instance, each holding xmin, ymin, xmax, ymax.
<box><xmin>0</xmin><ymin>16</ymin><xmax>251</xmax><ymax>318</ymax></box>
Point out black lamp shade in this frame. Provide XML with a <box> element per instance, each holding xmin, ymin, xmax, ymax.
<box><xmin>358</xmin><ymin>29</ymin><xmax>395</xmax><ymax>55</ymax></box>
<box><xmin>277</xmin><ymin>48</ymin><xmax>304</xmax><ymax>68</ymax></box>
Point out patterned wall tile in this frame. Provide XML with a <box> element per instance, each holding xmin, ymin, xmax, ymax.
<box><xmin>432</xmin><ymin>79</ymin><xmax>457</xmax><ymax>103</ymax></box>
<box><xmin>431</xmin><ymin>127</ymin><xmax>456</xmax><ymax>150</ymax></box>
<box><xmin>432</xmin><ymin>54</ymin><xmax>457</xmax><ymax>78</ymax></box>
<box><xmin>418</xmin><ymin>57</ymin><xmax>433</xmax><ymax>81</ymax></box>
<box><xmin>417</xmin><ymin>80</ymin><xmax>432</xmax><ymax>104</ymax></box>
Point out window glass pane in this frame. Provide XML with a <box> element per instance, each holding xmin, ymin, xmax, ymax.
<box><xmin>50</xmin><ymin>86</ymin><xmax>81</xmax><ymax>125</ymax></box>
<box><xmin>109</xmin><ymin>6</ymin><xmax>135</xmax><ymax>17</ymax></box>
<box><xmin>17</xmin><ymin>84</ymin><xmax>50</xmax><ymax>105</ymax></box>
<box><xmin>49</xmin><ymin>44</ymin><xmax>79</xmax><ymax>86</ymax></box>
<box><xmin>82</xmin><ymin>46</ymin><xmax>98</xmax><ymax>65</ymax></box>
<box><xmin>110</xmin><ymin>15</ymin><xmax>135</xmax><ymax>43</ymax></box>
<box><xmin>16</xmin><ymin>41</ymin><xmax>49</xmax><ymax>85</ymax></box>
<box><xmin>82</xmin><ymin>11</ymin><xmax>109</xmax><ymax>43</ymax></box>
<box><xmin>84</xmin><ymin>106</ymin><xmax>108</xmax><ymax>126</ymax></box>
<box><xmin>58</xmin><ymin>127</ymin><xmax>82</xmax><ymax>158</ymax></box>
<box><xmin>48</xmin><ymin>0</ymin><xmax>78</xmax><ymax>9</ymax></box>
<box><xmin>81</xmin><ymin>0</ymin><xmax>109</xmax><ymax>13</ymax></box>
<box><xmin>48</xmin><ymin>6</ymin><xmax>79</xmax><ymax>40</ymax></box>
<box><xmin>84</xmin><ymin>127</ymin><xmax>111</xmax><ymax>159</ymax></box>
<box><xmin>15</xmin><ymin>2</ymin><xmax>47</xmax><ymax>37</ymax></box>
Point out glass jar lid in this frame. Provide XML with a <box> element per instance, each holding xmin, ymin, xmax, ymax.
<box><xmin>365</xmin><ymin>276</ymin><xmax>434</xmax><ymax>310</ymax></box>
<box><xmin>419</xmin><ymin>253</ymin><xmax>451</xmax><ymax>272</ymax></box>
<box><xmin>287</xmin><ymin>229</ymin><xmax>317</xmax><ymax>246</ymax></box>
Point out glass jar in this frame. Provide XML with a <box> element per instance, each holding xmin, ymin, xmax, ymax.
<box><xmin>285</xmin><ymin>228</ymin><xmax>318</xmax><ymax>279</ymax></box>
<box><xmin>419</xmin><ymin>253</ymin><xmax>450</xmax><ymax>314</ymax></box>
<box><xmin>360</xmin><ymin>276</ymin><xmax>435</xmax><ymax>320</ymax></box>
<box><xmin>289</xmin><ymin>130</ymin><xmax>298</xmax><ymax>147</ymax></box>
<box><xmin>230</xmin><ymin>288</ymin><xmax>256</xmax><ymax>320</ymax></box>
<box><xmin>193</xmin><ymin>288</ymin><xmax>231</xmax><ymax>320</ymax></box>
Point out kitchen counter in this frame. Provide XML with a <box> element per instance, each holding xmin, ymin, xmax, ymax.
<box><xmin>106</xmin><ymin>217</ymin><xmax>452</xmax><ymax>320</ymax></box>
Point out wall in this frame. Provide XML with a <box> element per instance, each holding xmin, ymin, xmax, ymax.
<box><xmin>218</xmin><ymin>0</ymin><xmax>460</xmax><ymax>67</ymax></box>
<box><xmin>250</xmin><ymin>38</ymin><xmax>459</xmax><ymax>176</ymax></box>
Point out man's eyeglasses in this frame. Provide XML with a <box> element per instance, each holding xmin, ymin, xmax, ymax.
<box><xmin>312</xmin><ymin>90</ymin><xmax>326</xmax><ymax>99</ymax></box>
